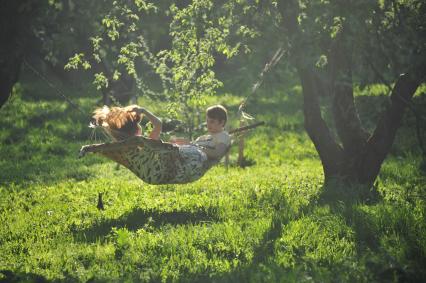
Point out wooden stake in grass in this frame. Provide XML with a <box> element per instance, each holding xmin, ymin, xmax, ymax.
<box><xmin>230</xmin><ymin>121</ymin><xmax>265</xmax><ymax>167</ymax></box>
<box><xmin>97</xmin><ymin>192</ymin><xmax>104</xmax><ymax>210</ymax></box>
<box><xmin>237</xmin><ymin>120</ymin><xmax>246</xmax><ymax>168</ymax></box>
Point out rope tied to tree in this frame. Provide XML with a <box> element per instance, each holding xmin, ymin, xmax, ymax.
<box><xmin>22</xmin><ymin>59</ymin><xmax>89</xmax><ymax>118</ymax></box>
<box><xmin>238</xmin><ymin>46</ymin><xmax>286</xmax><ymax>122</ymax></box>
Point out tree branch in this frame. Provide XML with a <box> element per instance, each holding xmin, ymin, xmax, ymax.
<box><xmin>366</xmin><ymin>53</ymin><xmax>426</xmax><ymax>158</ymax></box>
<box><xmin>360</xmin><ymin>70</ymin><xmax>424</xmax><ymax>183</ymax></box>
<box><xmin>278</xmin><ymin>0</ymin><xmax>343</xmax><ymax>178</ymax></box>
<box><xmin>299</xmin><ymin>67</ymin><xmax>344</xmax><ymax>177</ymax></box>
<box><xmin>329</xmin><ymin>30</ymin><xmax>369</xmax><ymax>154</ymax></box>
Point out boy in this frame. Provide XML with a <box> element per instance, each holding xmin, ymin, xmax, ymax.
<box><xmin>194</xmin><ymin>105</ymin><xmax>231</xmax><ymax>160</ymax></box>
<box><xmin>171</xmin><ymin>105</ymin><xmax>231</xmax><ymax>160</ymax></box>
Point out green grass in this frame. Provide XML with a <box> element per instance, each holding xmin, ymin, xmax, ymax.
<box><xmin>0</xmin><ymin>83</ymin><xmax>425</xmax><ymax>282</ymax></box>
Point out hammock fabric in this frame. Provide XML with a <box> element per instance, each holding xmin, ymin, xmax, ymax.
<box><xmin>79</xmin><ymin>136</ymin><xmax>219</xmax><ymax>184</ymax></box>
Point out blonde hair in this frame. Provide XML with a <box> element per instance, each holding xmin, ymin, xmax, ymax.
<box><xmin>92</xmin><ymin>105</ymin><xmax>143</xmax><ymax>140</ymax></box>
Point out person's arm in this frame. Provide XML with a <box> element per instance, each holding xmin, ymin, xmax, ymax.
<box><xmin>134</xmin><ymin>106</ymin><xmax>162</xmax><ymax>140</ymax></box>
<box><xmin>201</xmin><ymin>143</ymin><xmax>229</xmax><ymax>160</ymax></box>
<box><xmin>169</xmin><ymin>136</ymin><xmax>190</xmax><ymax>145</ymax></box>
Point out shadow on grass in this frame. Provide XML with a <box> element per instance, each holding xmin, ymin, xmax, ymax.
<box><xmin>0</xmin><ymin>269</ymin><xmax>66</xmax><ymax>283</ymax></box>
<box><xmin>201</xmin><ymin>199</ymin><xmax>316</xmax><ymax>282</ymax></box>
<box><xmin>0</xmin><ymin>143</ymin><xmax>84</xmax><ymax>187</ymax></box>
<box><xmin>0</xmin><ymin>153</ymin><xmax>103</xmax><ymax>187</ymax></box>
<box><xmin>318</xmin><ymin>182</ymin><xmax>426</xmax><ymax>283</ymax></box>
<box><xmin>204</xmin><ymin>182</ymin><xmax>426</xmax><ymax>282</ymax></box>
<box><xmin>73</xmin><ymin>208</ymin><xmax>220</xmax><ymax>243</ymax></box>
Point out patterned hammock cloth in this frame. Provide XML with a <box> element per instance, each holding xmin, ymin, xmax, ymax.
<box><xmin>79</xmin><ymin>136</ymin><xmax>218</xmax><ymax>184</ymax></box>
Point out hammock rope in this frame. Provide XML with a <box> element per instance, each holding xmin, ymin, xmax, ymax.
<box><xmin>23</xmin><ymin>59</ymin><xmax>90</xmax><ymax>117</ymax></box>
<box><xmin>238</xmin><ymin>47</ymin><xmax>287</xmax><ymax>120</ymax></box>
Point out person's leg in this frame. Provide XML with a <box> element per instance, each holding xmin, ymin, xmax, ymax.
<box><xmin>79</xmin><ymin>136</ymin><xmax>175</xmax><ymax>157</ymax></box>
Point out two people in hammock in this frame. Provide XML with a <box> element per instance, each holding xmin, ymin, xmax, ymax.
<box><xmin>82</xmin><ymin>104</ymin><xmax>231</xmax><ymax>184</ymax></box>
<box><xmin>92</xmin><ymin>104</ymin><xmax>231</xmax><ymax>161</ymax></box>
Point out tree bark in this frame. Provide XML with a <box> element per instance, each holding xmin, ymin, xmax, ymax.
<box><xmin>0</xmin><ymin>1</ymin><xmax>40</xmax><ymax>109</ymax></box>
<box><xmin>359</xmin><ymin>71</ymin><xmax>424</xmax><ymax>185</ymax></box>
<box><xmin>329</xmin><ymin>32</ymin><xmax>369</xmax><ymax>156</ymax></box>
<box><xmin>0</xmin><ymin>2</ymin><xmax>25</xmax><ymax>108</ymax></box>
<box><xmin>298</xmin><ymin>67</ymin><xmax>344</xmax><ymax>180</ymax></box>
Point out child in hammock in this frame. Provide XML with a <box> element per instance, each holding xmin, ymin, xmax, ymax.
<box><xmin>170</xmin><ymin>105</ymin><xmax>231</xmax><ymax>161</ymax></box>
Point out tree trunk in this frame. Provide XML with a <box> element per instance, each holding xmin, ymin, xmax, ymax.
<box><xmin>298</xmin><ymin>67</ymin><xmax>344</xmax><ymax>180</ymax></box>
<box><xmin>0</xmin><ymin>1</ymin><xmax>40</xmax><ymax>109</ymax></box>
<box><xmin>328</xmin><ymin>27</ymin><xmax>424</xmax><ymax>188</ymax></box>
<box><xmin>0</xmin><ymin>56</ymin><xmax>22</xmax><ymax>109</ymax></box>
<box><xmin>0</xmin><ymin>3</ymin><xmax>24</xmax><ymax>108</ymax></box>
<box><xmin>358</xmin><ymin>71</ymin><xmax>424</xmax><ymax>185</ymax></box>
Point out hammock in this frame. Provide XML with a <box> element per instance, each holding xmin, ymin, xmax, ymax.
<box><xmin>79</xmin><ymin>136</ymin><xmax>222</xmax><ymax>184</ymax></box>
<box><xmin>79</xmin><ymin>122</ymin><xmax>264</xmax><ymax>185</ymax></box>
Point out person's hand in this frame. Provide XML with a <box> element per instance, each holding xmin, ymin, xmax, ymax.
<box><xmin>136</xmin><ymin>106</ymin><xmax>146</xmax><ymax>114</ymax></box>
<box><xmin>79</xmin><ymin>145</ymin><xmax>89</xmax><ymax>158</ymax></box>
<box><xmin>170</xmin><ymin>136</ymin><xmax>189</xmax><ymax>145</ymax></box>
<box><xmin>128</xmin><ymin>105</ymin><xmax>145</xmax><ymax>114</ymax></box>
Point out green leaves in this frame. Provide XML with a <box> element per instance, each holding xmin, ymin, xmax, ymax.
<box><xmin>161</xmin><ymin>0</ymin><xmax>248</xmax><ymax>126</ymax></box>
<box><xmin>117</xmin><ymin>42</ymin><xmax>141</xmax><ymax>77</ymax></box>
<box><xmin>102</xmin><ymin>15</ymin><xmax>123</xmax><ymax>41</ymax></box>
<box><xmin>134</xmin><ymin>0</ymin><xmax>157</xmax><ymax>12</ymax></box>
<box><xmin>90</xmin><ymin>37</ymin><xmax>103</xmax><ymax>52</ymax></box>
<box><xmin>93</xmin><ymin>72</ymin><xmax>109</xmax><ymax>90</ymax></box>
<box><xmin>64</xmin><ymin>53</ymin><xmax>91</xmax><ymax>70</ymax></box>
<box><xmin>66</xmin><ymin>0</ymin><xmax>252</xmax><ymax>133</ymax></box>
<box><xmin>315</xmin><ymin>54</ymin><xmax>328</xmax><ymax>68</ymax></box>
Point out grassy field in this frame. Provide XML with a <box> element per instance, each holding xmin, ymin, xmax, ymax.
<box><xmin>0</xmin><ymin>81</ymin><xmax>425</xmax><ymax>282</ymax></box>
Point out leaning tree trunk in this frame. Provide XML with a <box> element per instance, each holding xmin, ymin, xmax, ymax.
<box><xmin>0</xmin><ymin>1</ymin><xmax>40</xmax><ymax>109</ymax></box>
<box><xmin>0</xmin><ymin>2</ymin><xmax>24</xmax><ymax>108</ymax></box>
<box><xmin>321</xmin><ymin>29</ymin><xmax>422</xmax><ymax>189</ymax></box>
<box><xmin>358</xmin><ymin>72</ymin><xmax>423</xmax><ymax>184</ymax></box>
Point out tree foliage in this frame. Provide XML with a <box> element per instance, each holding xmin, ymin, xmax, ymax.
<box><xmin>66</xmin><ymin>0</ymin><xmax>260</xmax><ymax>134</ymax></box>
